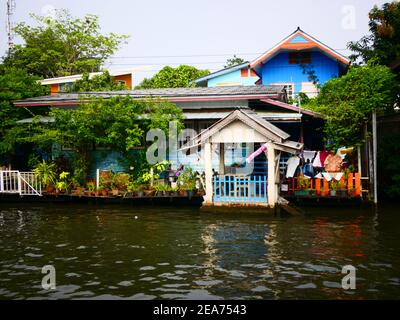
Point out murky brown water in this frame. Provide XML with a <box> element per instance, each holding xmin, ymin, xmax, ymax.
<box><xmin>0</xmin><ymin>202</ymin><xmax>399</xmax><ymax>299</ymax></box>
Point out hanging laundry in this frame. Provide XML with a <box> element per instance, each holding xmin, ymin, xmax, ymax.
<box><xmin>303</xmin><ymin>161</ymin><xmax>314</xmax><ymax>178</ymax></box>
<box><xmin>312</xmin><ymin>151</ymin><xmax>322</xmax><ymax>167</ymax></box>
<box><xmin>332</xmin><ymin>172</ymin><xmax>344</xmax><ymax>181</ymax></box>
<box><xmin>322</xmin><ymin>172</ymin><xmax>333</xmax><ymax>181</ymax></box>
<box><xmin>303</xmin><ymin>150</ymin><xmax>316</xmax><ymax>163</ymax></box>
<box><xmin>324</xmin><ymin>154</ymin><xmax>343</xmax><ymax>172</ymax></box>
<box><xmin>336</xmin><ymin>147</ymin><xmax>354</xmax><ymax>160</ymax></box>
<box><xmin>314</xmin><ymin>172</ymin><xmax>323</xmax><ymax>179</ymax></box>
<box><xmin>319</xmin><ymin>150</ymin><xmax>331</xmax><ymax>166</ymax></box>
<box><xmin>286</xmin><ymin>156</ymin><xmax>300</xmax><ymax>178</ymax></box>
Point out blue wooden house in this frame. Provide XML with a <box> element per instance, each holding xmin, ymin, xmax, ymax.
<box><xmin>196</xmin><ymin>28</ymin><xmax>350</xmax><ymax>100</ymax></box>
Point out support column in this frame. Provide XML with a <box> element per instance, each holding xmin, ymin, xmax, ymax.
<box><xmin>204</xmin><ymin>140</ymin><xmax>213</xmax><ymax>205</ymax></box>
<box><xmin>372</xmin><ymin>110</ymin><xmax>378</xmax><ymax>204</ymax></box>
<box><xmin>219</xmin><ymin>143</ymin><xmax>225</xmax><ymax>175</ymax></box>
<box><xmin>266</xmin><ymin>143</ymin><xmax>277</xmax><ymax>207</ymax></box>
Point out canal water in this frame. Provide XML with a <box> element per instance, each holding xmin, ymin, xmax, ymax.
<box><xmin>0</xmin><ymin>203</ymin><xmax>399</xmax><ymax>300</ymax></box>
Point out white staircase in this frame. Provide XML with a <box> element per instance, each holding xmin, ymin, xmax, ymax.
<box><xmin>0</xmin><ymin>170</ymin><xmax>42</xmax><ymax>196</ymax></box>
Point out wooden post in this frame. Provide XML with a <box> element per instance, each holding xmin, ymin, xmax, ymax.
<box><xmin>315</xmin><ymin>178</ymin><xmax>321</xmax><ymax>195</ymax></box>
<box><xmin>204</xmin><ymin>140</ymin><xmax>213</xmax><ymax>205</ymax></box>
<box><xmin>372</xmin><ymin>110</ymin><xmax>378</xmax><ymax>204</ymax></box>
<box><xmin>266</xmin><ymin>143</ymin><xmax>276</xmax><ymax>207</ymax></box>
<box><xmin>355</xmin><ymin>173</ymin><xmax>361</xmax><ymax>197</ymax></box>
<box><xmin>348</xmin><ymin>172</ymin><xmax>354</xmax><ymax>195</ymax></box>
<box><xmin>219</xmin><ymin>143</ymin><xmax>225</xmax><ymax>175</ymax></box>
<box><xmin>96</xmin><ymin>169</ymin><xmax>100</xmax><ymax>190</ymax></box>
<box><xmin>323</xmin><ymin>179</ymin><xmax>329</xmax><ymax>197</ymax></box>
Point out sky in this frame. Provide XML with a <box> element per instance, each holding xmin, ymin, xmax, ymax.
<box><xmin>0</xmin><ymin>0</ymin><xmax>390</xmax><ymax>84</ymax></box>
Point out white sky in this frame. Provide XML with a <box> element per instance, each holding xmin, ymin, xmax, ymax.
<box><xmin>0</xmin><ymin>0</ymin><xmax>389</xmax><ymax>84</ymax></box>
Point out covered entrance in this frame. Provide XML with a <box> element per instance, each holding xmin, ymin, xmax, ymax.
<box><xmin>185</xmin><ymin>109</ymin><xmax>303</xmax><ymax>207</ymax></box>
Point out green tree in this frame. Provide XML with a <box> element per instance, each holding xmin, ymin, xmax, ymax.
<box><xmin>0</xmin><ymin>67</ymin><xmax>48</xmax><ymax>163</ymax></box>
<box><xmin>25</xmin><ymin>96</ymin><xmax>183</xmax><ymax>180</ymax></box>
<box><xmin>70</xmin><ymin>71</ymin><xmax>127</xmax><ymax>92</ymax></box>
<box><xmin>304</xmin><ymin>63</ymin><xmax>397</xmax><ymax>149</ymax></box>
<box><xmin>136</xmin><ymin>65</ymin><xmax>209</xmax><ymax>89</ymax></box>
<box><xmin>3</xmin><ymin>9</ymin><xmax>128</xmax><ymax>78</ymax></box>
<box><xmin>348</xmin><ymin>1</ymin><xmax>400</xmax><ymax>66</ymax></box>
<box><xmin>224</xmin><ymin>55</ymin><xmax>245</xmax><ymax>68</ymax></box>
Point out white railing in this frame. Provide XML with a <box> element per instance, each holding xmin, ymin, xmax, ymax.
<box><xmin>0</xmin><ymin>171</ymin><xmax>42</xmax><ymax>196</ymax></box>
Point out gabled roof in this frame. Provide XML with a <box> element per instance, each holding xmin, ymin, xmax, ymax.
<box><xmin>185</xmin><ymin>109</ymin><xmax>303</xmax><ymax>153</ymax></box>
<box><xmin>194</xmin><ymin>62</ymin><xmax>251</xmax><ymax>85</ymax></box>
<box><xmin>14</xmin><ymin>85</ymin><xmax>286</xmax><ymax>107</ymax></box>
<box><xmin>250</xmin><ymin>27</ymin><xmax>350</xmax><ymax>70</ymax></box>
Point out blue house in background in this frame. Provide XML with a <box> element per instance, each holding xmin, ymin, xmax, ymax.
<box><xmin>195</xmin><ymin>62</ymin><xmax>259</xmax><ymax>87</ymax></box>
<box><xmin>196</xmin><ymin>28</ymin><xmax>350</xmax><ymax>100</ymax></box>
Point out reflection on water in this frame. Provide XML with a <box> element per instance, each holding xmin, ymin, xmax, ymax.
<box><xmin>0</xmin><ymin>203</ymin><xmax>399</xmax><ymax>299</ymax></box>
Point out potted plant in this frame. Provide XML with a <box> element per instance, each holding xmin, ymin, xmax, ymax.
<box><xmin>330</xmin><ymin>181</ymin><xmax>339</xmax><ymax>197</ymax></box>
<box><xmin>171</xmin><ymin>186</ymin><xmax>179</xmax><ymax>197</ymax></box>
<box><xmin>56</xmin><ymin>172</ymin><xmax>72</xmax><ymax>194</ymax></box>
<box><xmin>177</xmin><ymin>167</ymin><xmax>197</xmax><ymax>197</ymax></box>
<box><xmin>86</xmin><ymin>181</ymin><xmax>96</xmax><ymax>196</ymax></box>
<box><xmin>294</xmin><ymin>176</ymin><xmax>310</xmax><ymax>196</ymax></box>
<box><xmin>33</xmin><ymin>160</ymin><xmax>57</xmax><ymax>194</ymax></box>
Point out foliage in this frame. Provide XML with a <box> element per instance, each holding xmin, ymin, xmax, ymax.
<box><xmin>136</xmin><ymin>65</ymin><xmax>209</xmax><ymax>89</ymax></box>
<box><xmin>288</xmin><ymin>92</ymin><xmax>310</xmax><ymax>106</ymax></box>
<box><xmin>224</xmin><ymin>55</ymin><xmax>245</xmax><ymax>68</ymax></box>
<box><xmin>0</xmin><ymin>67</ymin><xmax>49</xmax><ymax>163</ymax></box>
<box><xmin>33</xmin><ymin>160</ymin><xmax>56</xmax><ymax>187</ymax></box>
<box><xmin>138</xmin><ymin>160</ymin><xmax>170</xmax><ymax>185</ymax></box>
<box><xmin>378</xmin><ymin>132</ymin><xmax>400</xmax><ymax>198</ymax></box>
<box><xmin>69</xmin><ymin>71</ymin><xmax>127</xmax><ymax>92</ymax></box>
<box><xmin>3</xmin><ymin>10</ymin><xmax>128</xmax><ymax>78</ymax></box>
<box><xmin>56</xmin><ymin>171</ymin><xmax>72</xmax><ymax>192</ymax></box>
<box><xmin>86</xmin><ymin>181</ymin><xmax>96</xmax><ymax>192</ymax></box>
<box><xmin>26</xmin><ymin>97</ymin><xmax>183</xmax><ymax>178</ymax></box>
<box><xmin>177</xmin><ymin>166</ymin><xmax>197</xmax><ymax>190</ymax></box>
<box><xmin>303</xmin><ymin>63</ymin><xmax>397</xmax><ymax>149</ymax></box>
<box><xmin>348</xmin><ymin>1</ymin><xmax>400</xmax><ymax>66</ymax></box>
<box><xmin>112</xmin><ymin>172</ymin><xmax>131</xmax><ymax>191</ymax></box>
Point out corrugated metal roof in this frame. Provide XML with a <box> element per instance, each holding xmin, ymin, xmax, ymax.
<box><xmin>14</xmin><ymin>85</ymin><xmax>286</xmax><ymax>106</ymax></box>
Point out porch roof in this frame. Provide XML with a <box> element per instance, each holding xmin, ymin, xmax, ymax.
<box><xmin>186</xmin><ymin>109</ymin><xmax>303</xmax><ymax>154</ymax></box>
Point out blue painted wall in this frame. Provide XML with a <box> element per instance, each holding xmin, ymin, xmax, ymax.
<box><xmin>260</xmin><ymin>51</ymin><xmax>341</xmax><ymax>94</ymax></box>
<box><xmin>208</xmin><ymin>68</ymin><xmax>259</xmax><ymax>87</ymax></box>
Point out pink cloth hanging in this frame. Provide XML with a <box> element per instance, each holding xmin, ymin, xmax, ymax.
<box><xmin>246</xmin><ymin>143</ymin><xmax>268</xmax><ymax>163</ymax></box>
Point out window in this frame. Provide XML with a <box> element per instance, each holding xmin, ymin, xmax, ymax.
<box><xmin>240</xmin><ymin>68</ymin><xmax>248</xmax><ymax>77</ymax></box>
<box><xmin>58</xmin><ymin>82</ymin><xmax>73</xmax><ymax>93</ymax></box>
<box><xmin>117</xmin><ymin>80</ymin><xmax>126</xmax><ymax>85</ymax></box>
<box><xmin>288</xmin><ymin>52</ymin><xmax>311</xmax><ymax>64</ymax></box>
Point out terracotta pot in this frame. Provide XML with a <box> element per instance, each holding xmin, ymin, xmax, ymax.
<box><xmin>101</xmin><ymin>190</ymin><xmax>108</xmax><ymax>197</ymax></box>
<box><xmin>112</xmin><ymin>189</ymin><xmax>119</xmax><ymax>196</ymax></box>
<box><xmin>46</xmin><ymin>186</ymin><xmax>54</xmax><ymax>194</ymax></box>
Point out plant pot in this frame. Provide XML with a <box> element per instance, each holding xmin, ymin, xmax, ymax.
<box><xmin>145</xmin><ymin>190</ymin><xmax>155</xmax><ymax>197</ymax></box>
<box><xmin>137</xmin><ymin>190</ymin><xmax>144</xmax><ymax>197</ymax></box>
<box><xmin>178</xmin><ymin>189</ymin><xmax>185</xmax><ymax>197</ymax></box>
<box><xmin>101</xmin><ymin>190</ymin><xmax>108</xmax><ymax>197</ymax></box>
<box><xmin>330</xmin><ymin>190</ymin><xmax>337</xmax><ymax>197</ymax></box>
<box><xmin>112</xmin><ymin>189</ymin><xmax>119</xmax><ymax>196</ymax></box>
<box><xmin>294</xmin><ymin>190</ymin><xmax>309</xmax><ymax>197</ymax></box>
<box><xmin>184</xmin><ymin>190</ymin><xmax>194</xmax><ymax>197</ymax></box>
<box><xmin>46</xmin><ymin>186</ymin><xmax>54</xmax><ymax>194</ymax></box>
